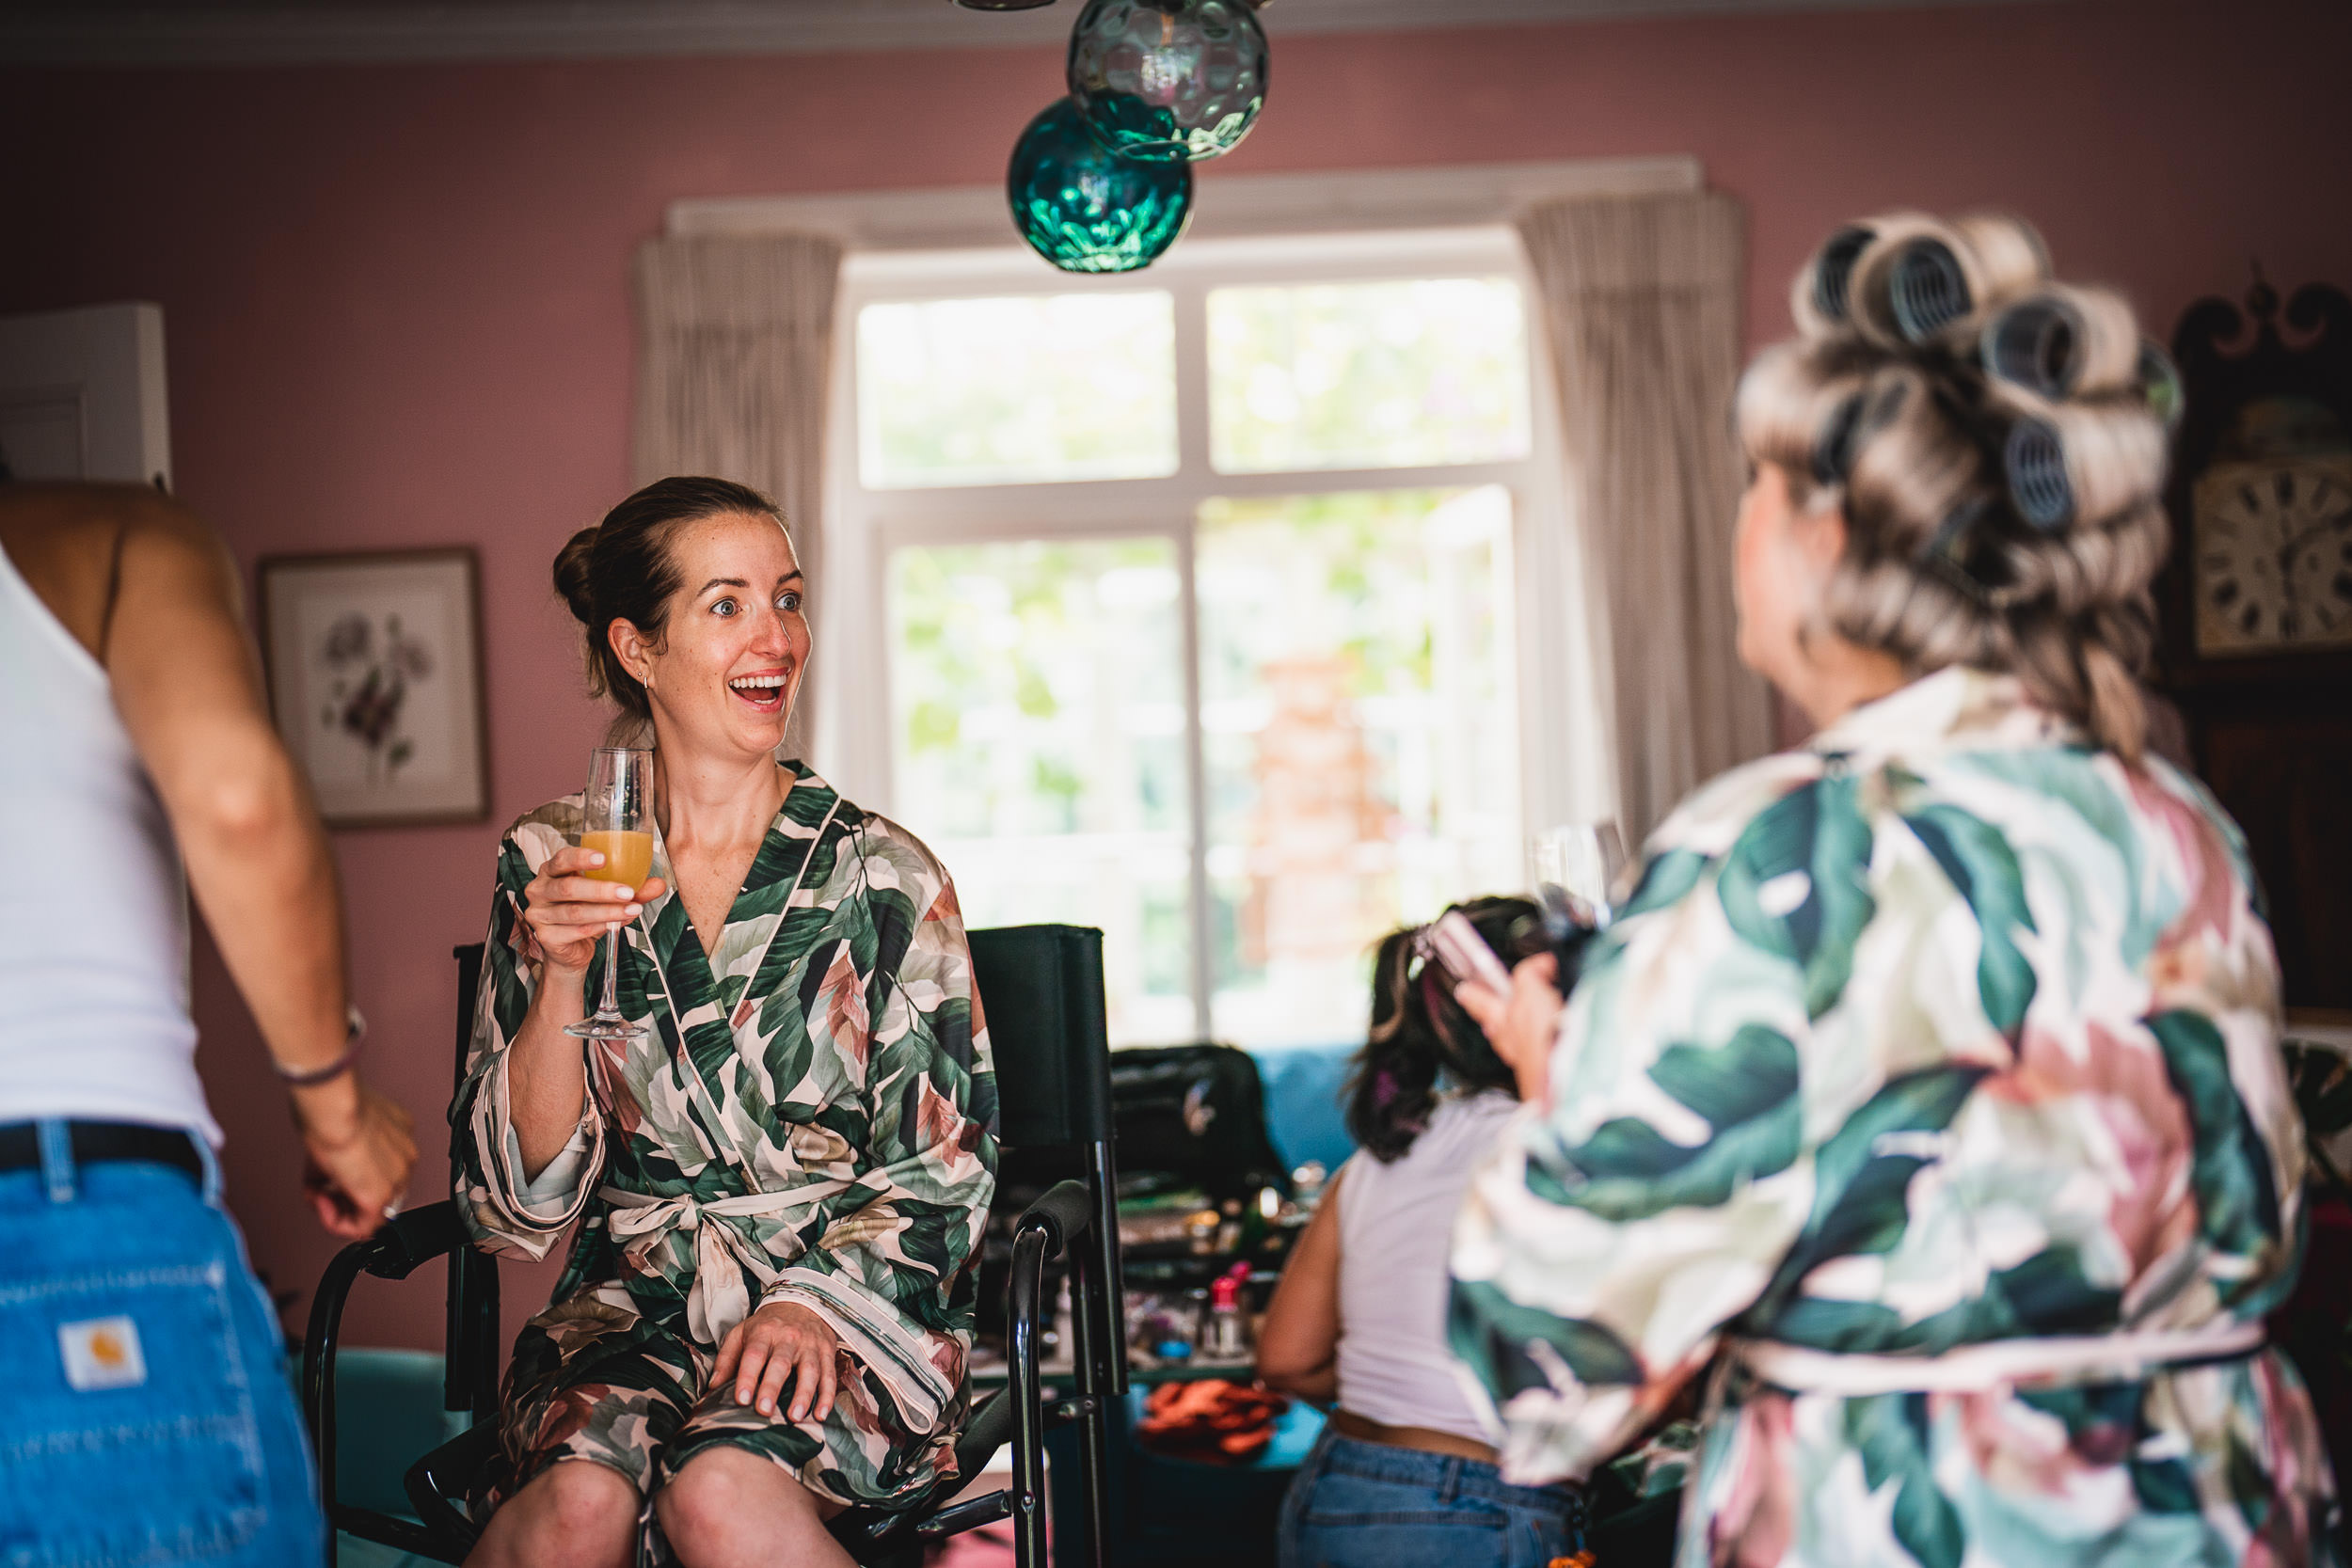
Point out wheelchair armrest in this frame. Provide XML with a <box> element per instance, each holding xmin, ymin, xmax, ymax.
<box><xmin>359</xmin><ymin>1199</ymin><xmax>469</xmax><ymax>1280</ymax></box>
<box><xmin>827</xmin><ymin>1387</ymin><xmax>1018</xmax><ymax>1563</ymax></box>
<box><xmin>301</xmin><ymin>1200</ymin><xmax>474</xmax><ymax>1525</ymax></box>
<box><xmin>1014</xmin><ymin>1179</ymin><xmax>1092</xmax><ymax>1257</ymax></box>
<box><xmin>954</xmin><ymin>1386</ymin><xmax>1013</xmax><ymax>1480</ymax></box>
<box><xmin>402</xmin><ymin>1422</ymin><xmax>496</xmax><ymax>1558</ymax></box>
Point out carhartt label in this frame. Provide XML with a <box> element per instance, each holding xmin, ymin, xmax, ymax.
<box><xmin>58</xmin><ymin>1316</ymin><xmax>147</xmax><ymax>1391</ymax></box>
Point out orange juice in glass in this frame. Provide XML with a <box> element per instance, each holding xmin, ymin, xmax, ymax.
<box><xmin>580</xmin><ymin>829</ymin><xmax>654</xmax><ymax>891</ymax></box>
<box><xmin>567</xmin><ymin>748</ymin><xmax>653</xmax><ymax>1039</ymax></box>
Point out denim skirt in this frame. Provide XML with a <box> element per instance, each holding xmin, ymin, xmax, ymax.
<box><xmin>0</xmin><ymin>1125</ymin><xmax>326</xmax><ymax>1568</ymax></box>
<box><xmin>1279</xmin><ymin>1428</ymin><xmax>1587</xmax><ymax>1568</ymax></box>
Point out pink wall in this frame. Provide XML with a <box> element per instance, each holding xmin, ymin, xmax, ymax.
<box><xmin>5</xmin><ymin>0</ymin><xmax>2346</xmax><ymax>1353</ymax></box>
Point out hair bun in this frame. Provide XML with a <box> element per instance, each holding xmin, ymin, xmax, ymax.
<box><xmin>553</xmin><ymin>524</ymin><xmax>600</xmax><ymax>626</ymax></box>
<box><xmin>2003</xmin><ymin>399</ymin><xmax>2167</xmax><ymax>531</ymax></box>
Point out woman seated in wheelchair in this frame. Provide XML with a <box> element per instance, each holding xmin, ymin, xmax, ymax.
<box><xmin>454</xmin><ymin>477</ymin><xmax>998</xmax><ymax>1568</ymax></box>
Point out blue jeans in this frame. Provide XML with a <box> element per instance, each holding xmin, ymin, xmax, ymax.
<box><xmin>1279</xmin><ymin>1429</ymin><xmax>1587</xmax><ymax>1568</ymax></box>
<box><xmin>0</xmin><ymin>1122</ymin><xmax>326</xmax><ymax>1567</ymax></box>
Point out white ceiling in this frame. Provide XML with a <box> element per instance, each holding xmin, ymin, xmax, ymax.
<box><xmin>0</xmin><ymin>0</ymin><xmax>2062</xmax><ymax>68</ymax></box>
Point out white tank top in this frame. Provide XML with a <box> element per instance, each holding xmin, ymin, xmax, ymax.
<box><xmin>0</xmin><ymin>539</ymin><xmax>217</xmax><ymax>1143</ymax></box>
<box><xmin>1335</xmin><ymin>1089</ymin><xmax>1520</xmax><ymax>1442</ymax></box>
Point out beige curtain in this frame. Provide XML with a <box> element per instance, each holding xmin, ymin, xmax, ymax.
<box><xmin>632</xmin><ymin>231</ymin><xmax>843</xmax><ymax>752</ymax></box>
<box><xmin>1518</xmin><ymin>191</ymin><xmax>1774</xmax><ymax>845</ymax></box>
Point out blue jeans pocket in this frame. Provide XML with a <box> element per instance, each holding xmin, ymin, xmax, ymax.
<box><xmin>1294</xmin><ymin>1468</ymin><xmax>1509</xmax><ymax>1567</ymax></box>
<box><xmin>1281</xmin><ymin>1437</ymin><xmax>1581</xmax><ymax>1568</ymax></box>
<box><xmin>0</xmin><ymin>1203</ymin><xmax>270</xmax><ymax>1566</ymax></box>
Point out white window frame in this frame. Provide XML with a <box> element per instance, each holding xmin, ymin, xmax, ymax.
<box><xmin>817</xmin><ymin>224</ymin><xmax>1610</xmax><ymax>1041</ymax></box>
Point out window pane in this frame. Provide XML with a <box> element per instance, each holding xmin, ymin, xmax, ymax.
<box><xmin>1207</xmin><ymin>277</ymin><xmax>1531</xmax><ymax>475</ymax></box>
<box><xmin>888</xmin><ymin>537</ymin><xmax>1193</xmax><ymax>1044</ymax></box>
<box><xmin>858</xmin><ymin>293</ymin><xmax>1178</xmax><ymax>489</ymax></box>
<box><xmin>1198</xmin><ymin>487</ymin><xmax>1520</xmax><ymax>1047</ymax></box>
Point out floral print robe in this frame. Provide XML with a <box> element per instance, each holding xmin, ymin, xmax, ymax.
<box><xmin>453</xmin><ymin>761</ymin><xmax>998</xmax><ymax>1536</ymax></box>
<box><xmin>1450</xmin><ymin>669</ymin><xmax>2337</xmax><ymax>1566</ymax></box>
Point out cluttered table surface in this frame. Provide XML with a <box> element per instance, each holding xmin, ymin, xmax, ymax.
<box><xmin>968</xmin><ymin>1042</ymin><xmax>1344</xmax><ymax>1474</ymax></box>
<box><xmin>964</xmin><ymin>1160</ymin><xmax>1333</xmax><ymax>1470</ymax></box>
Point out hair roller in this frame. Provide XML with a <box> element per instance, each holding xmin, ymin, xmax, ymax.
<box><xmin>2004</xmin><ymin>399</ymin><xmax>2168</xmax><ymax>531</ymax></box>
<box><xmin>1791</xmin><ymin>223</ymin><xmax>1880</xmax><ymax>337</ymax></box>
<box><xmin>1735</xmin><ymin>341</ymin><xmax>1879</xmax><ymax>501</ymax></box>
<box><xmin>2137</xmin><ymin>341</ymin><xmax>2185</xmax><ymax>435</ymax></box>
<box><xmin>1813</xmin><ymin>392</ymin><xmax>1867</xmax><ymax>486</ymax></box>
<box><xmin>1834</xmin><ymin>213</ymin><xmax>1943</xmax><ymax>344</ymax></box>
<box><xmin>1851</xmin><ymin>214</ymin><xmax>2049</xmax><ymax>348</ymax></box>
<box><xmin>1841</xmin><ymin>364</ymin><xmax>1985</xmax><ymax>553</ymax></box>
<box><xmin>1982</xmin><ymin>284</ymin><xmax>2141</xmax><ymax>400</ymax></box>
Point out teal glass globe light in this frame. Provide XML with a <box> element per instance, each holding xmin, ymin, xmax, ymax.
<box><xmin>1007</xmin><ymin>98</ymin><xmax>1195</xmax><ymax>274</ymax></box>
<box><xmin>1068</xmin><ymin>0</ymin><xmax>1268</xmax><ymax>164</ymax></box>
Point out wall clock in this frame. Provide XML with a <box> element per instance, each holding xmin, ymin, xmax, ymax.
<box><xmin>2169</xmin><ymin>275</ymin><xmax>2352</xmax><ymax>667</ymax></box>
<box><xmin>2158</xmin><ymin>272</ymin><xmax>2352</xmax><ymax>1011</ymax></box>
<box><xmin>2189</xmin><ymin>404</ymin><xmax>2352</xmax><ymax>655</ymax></box>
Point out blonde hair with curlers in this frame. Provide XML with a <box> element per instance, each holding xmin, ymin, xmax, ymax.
<box><xmin>1982</xmin><ymin>284</ymin><xmax>2141</xmax><ymax>402</ymax></box>
<box><xmin>1741</xmin><ymin>213</ymin><xmax>2177</xmax><ymax>762</ymax></box>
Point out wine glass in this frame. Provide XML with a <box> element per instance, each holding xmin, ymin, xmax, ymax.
<box><xmin>565</xmin><ymin>746</ymin><xmax>653</xmax><ymax>1041</ymax></box>
<box><xmin>1532</xmin><ymin>820</ymin><xmax>1628</xmax><ymax>941</ymax></box>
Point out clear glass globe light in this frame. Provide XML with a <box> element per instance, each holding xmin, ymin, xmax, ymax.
<box><xmin>1068</xmin><ymin>0</ymin><xmax>1268</xmax><ymax>164</ymax></box>
<box><xmin>1007</xmin><ymin>98</ymin><xmax>1195</xmax><ymax>274</ymax></box>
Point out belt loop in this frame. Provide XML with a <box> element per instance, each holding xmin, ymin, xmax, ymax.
<box><xmin>193</xmin><ymin>1132</ymin><xmax>224</xmax><ymax>1206</ymax></box>
<box><xmin>1438</xmin><ymin>1455</ymin><xmax>1461</xmax><ymax>1504</ymax></box>
<box><xmin>36</xmin><ymin>1119</ymin><xmax>75</xmax><ymax>1204</ymax></box>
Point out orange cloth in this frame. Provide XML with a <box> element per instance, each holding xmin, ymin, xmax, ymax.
<box><xmin>1136</xmin><ymin>1379</ymin><xmax>1288</xmax><ymax>1463</ymax></box>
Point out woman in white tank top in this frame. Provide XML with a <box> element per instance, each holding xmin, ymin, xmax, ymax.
<box><xmin>1259</xmin><ymin>897</ymin><xmax>1586</xmax><ymax>1568</ymax></box>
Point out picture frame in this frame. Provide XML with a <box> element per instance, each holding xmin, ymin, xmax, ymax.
<box><xmin>257</xmin><ymin>546</ymin><xmax>490</xmax><ymax>829</ymax></box>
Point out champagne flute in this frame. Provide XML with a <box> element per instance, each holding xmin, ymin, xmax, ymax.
<box><xmin>565</xmin><ymin>746</ymin><xmax>653</xmax><ymax>1041</ymax></box>
<box><xmin>1532</xmin><ymin>820</ymin><xmax>1628</xmax><ymax>941</ymax></box>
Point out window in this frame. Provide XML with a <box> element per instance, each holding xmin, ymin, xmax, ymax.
<box><xmin>1207</xmin><ymin>278</ymin><xmax>1531</xmax><ymax>473</ymax></box>
<box><xmin>858</xmin><ymin>293</ymin><xmax>1177</xmax><ymax>488</ymax></box>
<box><xmin>830</xmin><ymin>230</ymin><xmax>1563</xmax><ymax>1049</ymax></box>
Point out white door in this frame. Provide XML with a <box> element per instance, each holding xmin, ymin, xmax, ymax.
<box><xmin>0</xmin><ymin>303</ymin><xmax>171</xmax><ymax>488</ymax></box>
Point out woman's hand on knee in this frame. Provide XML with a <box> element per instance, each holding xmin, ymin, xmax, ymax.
<box><xmin>713</xmin><ymin>1302</ymin><xmax>840</xmax><ymax>1422</ymax></box>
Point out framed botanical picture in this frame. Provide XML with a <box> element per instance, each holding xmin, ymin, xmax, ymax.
<box><xmin>257</xmin><ymin>546</ymin><xmax>489</xmax><ymax>828</ymax></box>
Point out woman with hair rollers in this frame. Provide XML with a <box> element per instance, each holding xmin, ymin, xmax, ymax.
<box><xmin>1449</xmin><ymin>215</ymin><xmax>2338</xmax><ymax>1563</ymax></box>
<box><xmin>1259</xmin><ymin>897</ymin><xmax>1589</xmax><ymax>1567</ymax></box>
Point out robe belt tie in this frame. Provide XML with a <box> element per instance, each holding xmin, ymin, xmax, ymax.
<box><xmin>1729</xmin><ymin>1318</ymin><xmax>2266</xmax><ymax>1397</ymax></box>
<box><xmin>600</xmin><ymin>1180</ymin><xmax>853</xmax><ymax>1349</ymax></box>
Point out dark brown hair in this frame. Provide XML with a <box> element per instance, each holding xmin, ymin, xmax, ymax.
<box><xmin>1343</xmin><ymin>895</ymin><xmax>1545</xmax><ymax>1163</ymax></box>
<box><xmin>553</xmin><ymin>476</ymin><xmax>785</xmax><ymax>723</ymax></box>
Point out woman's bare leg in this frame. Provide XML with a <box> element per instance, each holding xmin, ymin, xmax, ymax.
<box><xmin>464</xmin><ymin>1458</ymin><xmax>639</xmax><ymax>1568</ymax></box>
<box><xmin>656</xmin><ymin>1445</ymin><xmax>853</xmax><ymax>1568</ymax></box>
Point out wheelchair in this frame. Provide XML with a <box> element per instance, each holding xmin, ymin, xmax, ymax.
<box><xmin>301</xmin><ymin>924</ymin><xmax>1125</xmax><ymax>1568</ymax></box>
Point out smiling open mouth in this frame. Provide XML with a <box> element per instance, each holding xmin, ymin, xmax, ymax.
<box><xmin>727</xmin><ymin>673</ymin><xmax>789</xmax><ymax>710</ymax></box>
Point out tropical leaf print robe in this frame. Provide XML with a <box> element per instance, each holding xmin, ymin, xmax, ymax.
<box><xmin>1450</xmin><ymin>669</ymin><xmax>2337</xmax><ymax>1566</ymax></box>
<box><xmin>453</xmin><ymin>762</ymin><xmax>998</xmax><ymax>1529</ymax></box>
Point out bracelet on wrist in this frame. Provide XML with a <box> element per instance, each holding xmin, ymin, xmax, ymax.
<box><xmin>277</xmin><ymin>1006</ymin><xmax>366</xmax><ymax>1088</ymax></box>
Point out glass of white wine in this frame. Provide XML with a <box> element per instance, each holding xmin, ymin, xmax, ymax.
<box><xmin>565</xmin><ymin>746</ymin><xmax>653</xmax><ymax>1041</ymax></box>
<box><xmin>1532</xmin><ymin>820</ymin><xmax>1628</xmax><ymax>941</ymax></box>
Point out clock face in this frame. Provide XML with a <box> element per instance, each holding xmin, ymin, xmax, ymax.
<box><xmin>2192</xmin><ymin>454</ymin><xmax>2352</xmax><ymax>656</ymax></box>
